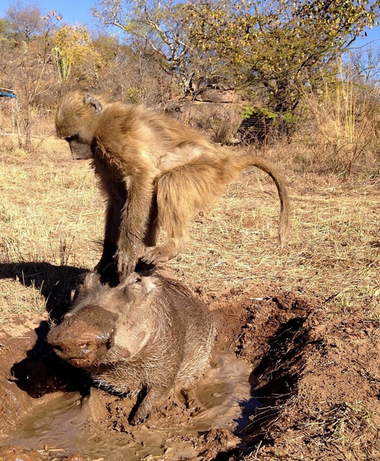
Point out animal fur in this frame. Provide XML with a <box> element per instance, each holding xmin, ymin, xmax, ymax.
<box><xmin>56</xmin><ymin>92</ymin><xmax>290</xmax><ymax>278</ymax></box>
<box><xmin>47</xmin><ymin>271</ymin><xmax>216</xmax><ymax>424</ymax></box>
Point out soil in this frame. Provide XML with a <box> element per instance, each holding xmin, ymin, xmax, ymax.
<box><xmin>0</xmin><ymin>284</ymin><xmax>378</xmax><ymax>460</ymax></box>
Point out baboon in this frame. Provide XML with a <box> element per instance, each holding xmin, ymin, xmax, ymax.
<box><xmin>56</xmin><ymin>92</ymin><xmax>290</xmax><ymax>278</ymax></box>
<box><xmin>47</xmin><ymin>271</ymin><xmax>216</xmax><ymax>424</ymax></box>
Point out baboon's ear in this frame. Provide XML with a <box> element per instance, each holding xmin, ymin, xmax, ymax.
<box><xmin>83</xmin><ymin>94</ymin><xmax>103</xmax><ymax>113</ymax></box>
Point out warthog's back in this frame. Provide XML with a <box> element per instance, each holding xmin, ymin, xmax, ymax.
<box><xmin>158</xmin><ymin>278</ymin><xmax>216</xmax><ymax>387</ymax></box>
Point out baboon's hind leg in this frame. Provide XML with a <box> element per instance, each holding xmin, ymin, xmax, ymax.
<box><xmin>141</xmin><ymin>159</ymin><xmax>223</xmax><ymax>266</ymax></box>
<box><xmin>138</xmin><ymin>196</ymin><xmax>169</xmax><ymax>270</ymax></box>
<box><xmin>143</xmin><ymin>194</ymin><xmax>160</xmax><ymax>247</ymax></box>
<box><xmin>141</xmin><ymin>192</ymin><xmax>188</xmax><ymax>264</ymax></box>
<box><xmin>141</xmin><ymin>232</ymin><xmax>187</xmax><ymax>266</ymax></box>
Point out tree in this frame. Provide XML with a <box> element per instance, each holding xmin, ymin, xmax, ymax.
<box><xmin>8</xmin><ymin>36</ymin><xmax>53</xmax><ymax>151</ymax></box>
<box><xmin>93</xmin><ymin>0</ymin><xmax>377</xmax><ymax>110</ymax></box>
<box><xmin>52</xmin><ymin>25</ymin><xmax>103</xmax><ymax>83</ymax></box>
<box><xmin>93</xmin><ymin>0</ymin><xmax>205</xmax><ymax>94</ymax></box>
<box><xmin>1</xmin><ymin>9</ymin><xmax>60</xmax><ymax>151</ymax></box>
<box><xmin>5</xmin><ymin>1</ymin><xmax>44</xmax><ymax>41</ymax></box>
<box><xmin>92</xmin><ymin>34</ymin><xmax>120</xmax><ymax>62</ymax></box>
<box><xmin>183</xmin><ymin>0</ymin><xmax>377</xmax><ymax>113</ymax></box>
<box><xmin>348</xmin><ymin>47</ymin><xmax>380</xmax><ymax>84</ymax></box>
<box><xmin>0</xmin><ymin>18</ymin><xmax>12</xmax><ymax>38</ymax></box>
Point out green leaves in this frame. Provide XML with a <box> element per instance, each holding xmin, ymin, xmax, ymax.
<box><xmin>93</xmin><ymin>0</ymin><xmax>377</xmax><ymax>114</ymax></box>
<box><xmin>182</xmin><ymin>0</ymin><xmax>376</xmax><ymax>111</ymax></box>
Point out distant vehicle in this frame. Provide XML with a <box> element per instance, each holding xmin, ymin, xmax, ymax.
<box><xmin>0</xmin><ymin>89</ymin><xmax>16</xmax><ymax>99</ymax></box>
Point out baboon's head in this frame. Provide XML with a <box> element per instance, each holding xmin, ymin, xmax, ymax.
<box><xmin>47</xmin><ymin>272</ymin><xmax>160</xmax><ymax>369</ymax></box>
<box><xmin>55</xmin><ymin>92</ymin><xmax>103</xmax><ymax>160</ymax></box>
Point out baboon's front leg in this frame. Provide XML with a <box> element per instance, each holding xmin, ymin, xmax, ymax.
<box><xmin>95</xmin><ymin>200</ymin><xmax>123</xmax><ymax>281</ymax></box>
<box><xmin>117</xmin><ymin>174</ymin><xmax>154</xmax><ymax>276</ymax></box>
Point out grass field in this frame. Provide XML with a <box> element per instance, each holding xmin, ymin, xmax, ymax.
<box><xmin>0</xmin><ymin>135</ymin><xmax>378</xmax><ymax>328</ymax></box>
<box><xmin>0</xmin><ymin>130</ymin><xmax>379</xmax><ymax>459</ymax></box>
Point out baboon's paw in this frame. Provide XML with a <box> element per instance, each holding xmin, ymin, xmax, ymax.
<box><xmin>141</xmin><ymin>247</ymin><xmax>169</xmax><ymax>266</ymax></box>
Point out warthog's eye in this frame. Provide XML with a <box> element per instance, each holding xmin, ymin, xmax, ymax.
<box><xmin>106</xmin><ymin>335</ymin><xmax>114</xmax><ymax>350</ymax></box>
<box><xmin>65</xmin><ymin>134</ymin><xmax>79</xmax><ymax>143</ymax></box>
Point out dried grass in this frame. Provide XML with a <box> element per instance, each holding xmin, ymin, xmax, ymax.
<box><xmin>297</xmin><ymin>76</ymin><xmax>379</xmax><ymax>176</ymax></box>
<box><xmin>1</xmin><ymin>124</ymin><xmax>378</xmax><ymax>332</ymax></box>
<box><xmin>0</xmin><ymin>116</ymin><xmax>378</xmax><ymax>458</ymax></box>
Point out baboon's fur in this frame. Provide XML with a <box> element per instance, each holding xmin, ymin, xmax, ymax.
<box><xmin>47</xmin><ymin>272</ymin><xmax>216</xmax><ymax>424</ymax></box>
<box><xmin>56</xmin><ymin>91</ymin><xmax>290</xmax><ymax>277</ymax></box>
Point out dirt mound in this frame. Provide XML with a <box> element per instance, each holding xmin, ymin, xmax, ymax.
<box><xmin>210</xmin><ymin>286</ymin><xmax>379</xmax><ymax>460</ymax></box>
<box><xmin>0</xmin><ymin>286</ymin><xmax>378</xmax><ymax>460</ymax></box>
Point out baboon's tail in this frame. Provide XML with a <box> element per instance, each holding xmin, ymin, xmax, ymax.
<box><xmin>231</xmin><ymin>152</ymin><xmax>290</xmax><ymax>245</ymax></box>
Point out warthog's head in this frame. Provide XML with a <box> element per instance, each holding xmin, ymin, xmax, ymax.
<box><xmin>47</xmin><ymin>272</ymin><xmax>158</xmax><ymax>369</ymax></box>
<box><xmin>47</xmin><ymin>303</ymin><xmax>117</xmax><ymax>368</ymax></box>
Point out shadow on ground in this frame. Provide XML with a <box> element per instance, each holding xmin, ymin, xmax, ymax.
<box><xmin>0</xmin><ymin>261</ymin><xmax>86</xmax><ymax>320</ymax></box>
<box><xmin>0</xmin><ymin>262</ymin><xmax>91</xmax><ymax>398</ymax></box>
<box><xmin>10</xmin><ymin>321</ymin><xmax>91</xmax><ymax>399</ymax></box>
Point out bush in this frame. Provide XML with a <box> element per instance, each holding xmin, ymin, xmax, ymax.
<box><xmin>238</xmin><ymin>106</ymin><xmax>298</xmax><ymax>145</ymax></box>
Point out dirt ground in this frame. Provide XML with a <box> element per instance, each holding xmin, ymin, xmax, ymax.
<box><xmin>0</xmin><ymin>135</ymin><xmax>379</xmax><ymax>460</ymax></box>
<box><xmin>0</xmin><ymin>285</ymin><xmax>378</xmax><ymax>460</ymax></box>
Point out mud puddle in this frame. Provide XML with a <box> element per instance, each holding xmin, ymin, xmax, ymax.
<box><xmin>0</xmin><ymin>351</ymin><xmax>253</xmax><ymax>460</ymax></box>
<box><xmin>0</xmin><ymin>289</ymin><xmax>320</xmax><ymax>460</ymax></box>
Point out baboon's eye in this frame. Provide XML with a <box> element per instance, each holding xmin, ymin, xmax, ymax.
<box><xmin>65</xmin><ymin>134</ymin><xmax>79</xmax><ymax>143</ymax></box>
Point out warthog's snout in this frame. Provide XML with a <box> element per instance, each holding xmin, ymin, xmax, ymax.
<box><xmin>47</xmin><ymin>305</ymin><xmax>117</xmax><ymax>368</ymax></box>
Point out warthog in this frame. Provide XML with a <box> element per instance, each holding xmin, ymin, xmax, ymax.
<box><xmin>47</xmin><ymin>272</ymin><xmax>216</xmax><ymax>424</ymax></box>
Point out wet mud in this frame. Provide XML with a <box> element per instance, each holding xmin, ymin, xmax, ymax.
<box><xmin>3</xmin><ymin>354</ymin><xmax>250</xmax><ymax>461</ymax></box>
<box><xmin>0</xmin><ymin>288</ymin><xmax>312</xmax><ymax>460</ymax></box>
<box><xmin>0</xmin><ymin>286</ymin><xmax>378</xmax><ymax>460</ymax></box>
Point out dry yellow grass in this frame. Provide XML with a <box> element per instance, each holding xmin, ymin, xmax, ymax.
<box><xmin>296</xmin><ymin>77</ymin><xmax>379</xmax><ymax>176</ymax></box>
<box><xmin>0</xmin><ymin>125</ymin><xmax>379</xmax><ymax>460</ymax></box>
<box><xmin>0</xmin><ymin>131</ymin><xmax>378</xmax><ymax>334</ymax></box>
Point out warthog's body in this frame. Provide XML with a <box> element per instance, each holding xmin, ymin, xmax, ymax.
<box><xmin>47</xmin><ymin>272</ymin><xmax>216</xmax><ymax>424</ymax></box>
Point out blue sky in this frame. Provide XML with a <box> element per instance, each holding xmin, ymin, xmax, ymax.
<box><xmin>0</xmin><ymin>0</ymin><xmax>97</xmax><ymax>28</ymax></box>
<box><xmin>0</xmin><ymin>0</ymin><xmax>378</xmax><ymax>51</ymax></box>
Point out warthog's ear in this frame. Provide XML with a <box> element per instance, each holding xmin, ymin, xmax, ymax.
<box><xmin>119</xmin><ymin>273</ymin><xmax>157</xmax><ymax>294</ymax></box>
<box><xmin>83</xmin><ymin>94</ymin><xmax>103</xmax><ymax>113</ymax></box>
<box><xmin>119</xmin><ymin>272</ymin><xmax>141</xmax><ymax>289</ymax></box>
<box><xmin>82</xmin><ymin>272</ymin><xmax>101</xmax><ymax>291</ymax></box>
<box><xmin>115</xmin><ymin>328</ymin><xmax>152</xmax><ymax>358</ymax></box>
<box><xmin>118</xmin><ymin>273</ymin><xmax>158</xmax><ymax>302</ymax></box>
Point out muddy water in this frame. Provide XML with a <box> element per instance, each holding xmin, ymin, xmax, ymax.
<box><xmin>1</xmin><ymin>354</ymin><xmax>255</xmax><ymax>461</ymax></box>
